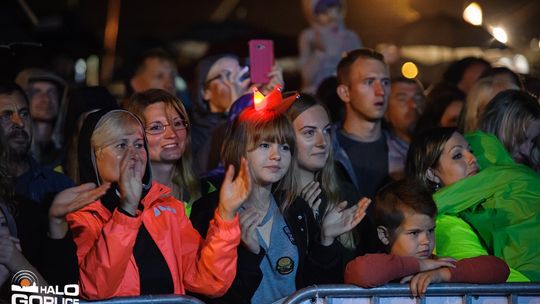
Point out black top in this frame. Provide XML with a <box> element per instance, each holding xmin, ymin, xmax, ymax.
<box><xmin>336</xmin><ymin>130</ymin><xmax>390</xmax><ymax>199</ymax></box>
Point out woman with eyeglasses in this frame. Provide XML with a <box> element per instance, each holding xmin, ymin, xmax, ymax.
<box><xmin>127</xmin><ymin>89</ymin><xmax>201</xmax><ymax>216</ymax></box>
<box><xmin>68</xmin><ymin>108</ymin><xmax>251</xmax><ymax>299</ymax></box>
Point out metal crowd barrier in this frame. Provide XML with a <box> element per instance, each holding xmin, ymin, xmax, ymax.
<box><xmin>80</xmin><ymin>294</ymin><xmax>205</xmax><ymax>304</ymax></box>
<box><xmin>282</xmin><ymin>283</ymin><xmax>540</xmax><ymax>304</ymax></box>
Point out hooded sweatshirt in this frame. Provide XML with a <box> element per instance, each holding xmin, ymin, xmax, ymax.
<box><xmin>67</xmin><ymin>109</ymin><xmax>241</xmax><ymax>299</ymax></box>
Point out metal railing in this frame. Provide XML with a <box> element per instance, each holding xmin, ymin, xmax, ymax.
<box><xmin>282</xmin><ymin>283</ymin><xmax>540</xmax><ymax>304</ymax></box>
<box><xmin>80</xmin><ymin>294</ymin><xmax>205</xmax><ymax>304</ymax></box>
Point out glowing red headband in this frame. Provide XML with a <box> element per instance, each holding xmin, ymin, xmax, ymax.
<box><xmin>253</xmin><ymin>85</ymin><xmax>300</xmax><ymax>112</ymax></box>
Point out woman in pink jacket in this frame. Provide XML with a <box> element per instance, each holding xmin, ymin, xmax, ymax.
<box><xmin>66</xmin><ymin>108</ymin><xmax>251</xmax><ymax>299</ymax></box>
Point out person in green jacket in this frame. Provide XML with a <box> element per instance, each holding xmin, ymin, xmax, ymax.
<box><xmin>406</xmin><ymin>127</ymin><xmax>540</xmax><ymax>282</ymax></box>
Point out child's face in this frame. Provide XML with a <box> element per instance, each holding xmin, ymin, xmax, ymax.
<box><xmin>390</xmin><ymin>209</ymin><xmax>435</xmax><ymax>259</ymax></box>
<box><xmin>246</xmin><ymin>141</ymin><xmax>291</xmax><ymax>187</ymax></box>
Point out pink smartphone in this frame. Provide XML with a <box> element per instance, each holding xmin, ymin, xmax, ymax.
<box><xmin>249</xmin><ymin>39</ymin><xmax>274</xmax><ymax>84</ymax></box>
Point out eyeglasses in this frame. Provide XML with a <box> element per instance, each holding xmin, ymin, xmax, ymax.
<box><xmin>204</xmin><ymin>71</ymin><xmax>230</xmax><ymax>88</ymax></box>
<box><xmin>145</xmin><ymin>119</ymin><xmax>188</xmax><ymax>135</ymax></box>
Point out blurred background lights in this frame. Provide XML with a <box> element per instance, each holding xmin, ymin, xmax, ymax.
<box><xmin>513</xmin><ymin>54</ymin><xmax>529</xmax><ymax>74</ymax></box>
<box><xmin>401</xmin><ymin>61</ymin><xmax>418</xmax><ymax>79</ymax></box>
<box><xmin>74</xmin><ymin>58</ymin><xmax>87</xmax><ymax>83</ymax></box>
<box><xmin>492</xmin><ymin>26</ymin><xmax>508</xmax><ymax>43</ymax></box>
<box><xmin>463</xmin><ymin>2</ymin><xmax>482</xmax><ymax>26</ymax></box>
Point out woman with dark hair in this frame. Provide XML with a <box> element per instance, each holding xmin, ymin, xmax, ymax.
<box><xmin>414</xmin><ymin>84</ymin><xmax>465</xmax><ymax>136</ymax></box>
<box><xmin>406</xmin><ymin>127</ymin><xmax>540</xmax><ymax>282</ymax></box>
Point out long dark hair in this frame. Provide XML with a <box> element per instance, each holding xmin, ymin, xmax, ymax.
<box><xmin>406</xmin><ymin>127</ymin><xmax>456</xmax><ymax>192</ymax></box>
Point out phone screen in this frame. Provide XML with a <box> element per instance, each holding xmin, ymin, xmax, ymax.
<box><xmin>249</xmin><ymin>40</ymin><xmax>274</xmax><ymax>84</ymax></box>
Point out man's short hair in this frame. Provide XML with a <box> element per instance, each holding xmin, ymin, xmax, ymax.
<box><xmin>391</xmin><ymin>76</ymin><xmax>425</xmax><ymax>92</ymax></box>
<box><xmin>132</xmin><ymin>48</ymin><xmax>175</xmax><ymax>76</ymax></box>
<box><xmin>391</xmin><ymin>77</ymin><xmax>416</xmax><ymax>86</ymax></box>
<box><xmin>0</xmin><ymin>82</ymin><xmax>29</xmax><ymax>104</ymax></box>
<box><xmin>337</xmin><ymin>48</ymin><xmax>386</xmax><ymax>85</ymax></box>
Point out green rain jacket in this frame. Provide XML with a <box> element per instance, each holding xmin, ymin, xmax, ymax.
<box><xmin>434</xmin><ymin>132</ymin><xmax>540</xmax><ymax>282</ymax></box>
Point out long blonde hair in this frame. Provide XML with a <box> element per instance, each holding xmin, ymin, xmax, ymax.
<box><xmin>127</xmin><ymin>89</ymin><xmax>201</xmax><ymax>203</ymax></box>
<box><xmin>285</xmin><ymin>94</ymin><xmax>356</xmax><ymax>249</ymax></box>
<box><xmin>460</xmin><ymin>77</ymin><xmax>519</xmax><ymax>132</ymax></box>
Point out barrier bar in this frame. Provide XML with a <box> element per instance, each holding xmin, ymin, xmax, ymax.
<box><xmin>80</xmin><ymin>294</ymin><xmax>205</xmax><ymax>304</ymax></box>
<box><xmin>282</xmin><ymin>283</ymin><xmax>540</xmax><ymax>304</ymax></box>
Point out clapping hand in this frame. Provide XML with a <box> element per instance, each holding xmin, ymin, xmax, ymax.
<box><xmin>118</xmin><ymin>147</ymin><xmax>146</xmax><ymax>216</ymax></box>
<box><xmin>300</xmin><ymin>181</ymin><xmax>322</xmax><ymax>220</ymax></box>
<box><xmin>238</xmin><ymin>206</ymin><xmax>262</xmax><ymax>254</ymax></box>
<box><xmin>49</xmin><ymin>182</ymin><xmax>111</xmax><ymax>238</ymax></box>
<box><xmin>218</xmin><ymin>158</ymin><xmax>252</xmax><ymax>221</ymax></box>
<box><xmin>320</xmin><ymin>197</ymin><xmax>371</xmax><ymax>246</ymax></box>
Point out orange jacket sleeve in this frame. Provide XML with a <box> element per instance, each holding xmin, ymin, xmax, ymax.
<box><xmin>179</xmin><ymin>209</ymin><xmax>241</xmax><ymax>297</ymax></box>
<box><xmin>68</xmin><ymin>206</ymin><xmax>142</xmax><ymax>299</ymax></box>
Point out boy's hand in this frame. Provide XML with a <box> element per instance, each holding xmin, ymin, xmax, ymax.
<box><xmin>402</xmin><ymin>268</ymin><xmax>452</xmax><ymax>297</ymax></box>
<box><xmin>418</xmin><ymin>257</ymin><xmax>456</xmax><ymax>272</ymax></box>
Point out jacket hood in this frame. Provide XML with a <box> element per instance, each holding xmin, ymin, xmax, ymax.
<box><xmin>63</xmin><ymin>86</ymin><xmax>118</xmax><ymax>149</ymax></box>
<box><xmin>78</xmin><ymin>108</ymin><xmax>152</xmax><ymax>208</ymax></box>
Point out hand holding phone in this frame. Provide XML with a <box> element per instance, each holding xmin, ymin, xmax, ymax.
<box><xmin>249</xmin><ymin>39</ymin><xmax>274</xmax><ymax>84</ymax></box>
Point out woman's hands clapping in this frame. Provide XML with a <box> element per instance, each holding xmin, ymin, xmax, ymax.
<box><xmin>320</xmin><ymin>198</ymin><xmax>371</xmax><ymax>246</ymax></box>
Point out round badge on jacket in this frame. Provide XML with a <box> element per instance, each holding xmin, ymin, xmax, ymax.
<box><xmin>276</xmin><ymin>257</ymin><xmax>294</xmax><ymax>275</ymax></box>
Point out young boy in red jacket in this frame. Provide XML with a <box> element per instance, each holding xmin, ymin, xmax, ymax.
<box><xmin>344</xmin><ymin>180</ymin><xmax>509</xmax><ymax>297</ymax></box>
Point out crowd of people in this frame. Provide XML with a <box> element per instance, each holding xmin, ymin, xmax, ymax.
<box><xmin>1</xmin><ymin>0</ymin><xmax>540</xmax><ymax>303</ymax></box>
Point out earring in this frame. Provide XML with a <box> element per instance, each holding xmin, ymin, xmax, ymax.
<box><xmin>434</xmin><ymin>183</ymin><xmax>442</xmax><ymax>191</ymax></box>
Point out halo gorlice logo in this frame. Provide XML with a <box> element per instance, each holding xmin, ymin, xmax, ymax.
<box><xmin>11</xmin><ymin>270</ymin><xmax>39</xmax><ymax>293</ymax></box>
<box><xmin>11</xmin><ymin>270</ymin><xmax>79</xmax><ymax>303</ymax></box>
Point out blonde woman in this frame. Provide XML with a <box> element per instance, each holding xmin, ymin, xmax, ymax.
<box><xmin>68</xmin><ymin>109</ymin><xmax>250</xmax><ymax>299</ymax></box>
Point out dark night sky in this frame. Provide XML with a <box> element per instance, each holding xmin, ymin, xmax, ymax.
<box><xmin>2</xmin><ymin>0</ymin><xmax>540</xmax><ymax>81</ymax></box>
